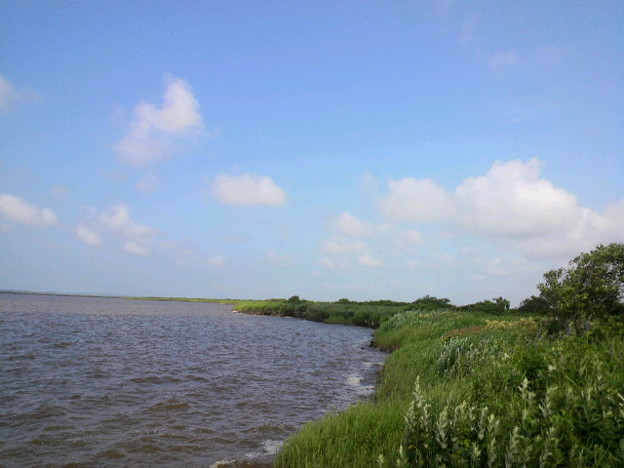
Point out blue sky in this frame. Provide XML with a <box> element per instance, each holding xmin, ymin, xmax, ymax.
<box><xmin>1</xmin><ymin>0</ymin><xmax>622</xmax><ymax>305</ymax></box>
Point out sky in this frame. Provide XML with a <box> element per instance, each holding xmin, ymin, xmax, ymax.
<box><xmin>1</xmin><ymin>0</ymin><xmax>622</xmax><ymax>305</ymax></box>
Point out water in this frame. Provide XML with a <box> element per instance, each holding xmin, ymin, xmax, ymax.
<box><xmin>0</xmin><ymin>293</ymin><xmax>385</xmax><ymax>467</ymax></box>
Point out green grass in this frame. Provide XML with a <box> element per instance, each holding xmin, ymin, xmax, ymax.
<box><xmin>274</xmin><ymin>308</ymin><xmax>624</xmax><ymax>467</ymax></box>
<box><xmin>275</xmin><ymin>400</ymin><xmax>406</xmax><ymax>468</ymax></box>
<box><xmin>231</xmin><ymin>299</ymin><xmax>409</xmax><ymax>328</ymax></box>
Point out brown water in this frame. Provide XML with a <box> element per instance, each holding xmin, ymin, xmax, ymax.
<box><xmin>0</xmin><ymin>293</ymin><xmax>385</xmax><ymax>467</ymax></box>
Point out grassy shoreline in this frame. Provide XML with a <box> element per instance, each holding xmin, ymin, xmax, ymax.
<box><xmin>5</xmin><ymin>291</ymin><xmax>622</xmax><ymax>466</ymax></box>
<box><xmin>273</xmin><ymin>308</ymin><xmax>624</xmax><ymax>467</ymax></box>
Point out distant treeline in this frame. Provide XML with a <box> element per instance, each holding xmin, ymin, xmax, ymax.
<box><xmin>231</xmin><ymin>294</ymin><xmax>518</xmax><ymax>328</ymax></box>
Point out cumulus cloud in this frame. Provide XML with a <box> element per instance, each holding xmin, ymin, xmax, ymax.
<box><xmin>455</xmin><ymin>158</ymin><xmax>579</xmax><ymax>238</ymax></box>
<box><xmin>0</xmin><ymin>193</ymin><xmax>58</xmax><ymax>226</ymax></box>
<box><xmin>334</xmin><ymin>212</ymin><xmax>374</xmax><ymax>237</ymax></box>
<box><xmin>77</xmin><ymin>203</ymin><xmax>157</xmax><ymax>256</ymax></box>
<box><xmin>116</xmin><ymin>76</ymin><xmax>204</xmax><ymax>167</ymax></box>
<box><xmin>379</xmin><ymin>178</ymin><xmax>454</xmax><ymax>222</ymax></box>
<box><xmin>378</xmin><ymin>158</ymin><xmax>624</xmax><ymax>259</ymax></box>
<box><xmin>212</xmin><ymin>173</ymin><xmax>287</xmax><ymax>206</ymax></box>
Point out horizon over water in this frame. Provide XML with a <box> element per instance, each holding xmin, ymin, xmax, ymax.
<box><xmin>0</xmin><ymin>293</ymin><xmax>385</xmax><ymax>467</ymax></box>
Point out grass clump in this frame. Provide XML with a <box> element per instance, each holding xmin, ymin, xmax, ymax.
<box><xmin>274</xmin><ymin>401</ymin><xmax>405</xmax><ymax>468</ymax></box>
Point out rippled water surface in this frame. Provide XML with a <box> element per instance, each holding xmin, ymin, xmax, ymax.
<box><xmin>0</xmin><ymin>294</ymin><xmax>385</xmax><ymax>467</ymax></box>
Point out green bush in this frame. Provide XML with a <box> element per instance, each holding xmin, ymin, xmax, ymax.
<box><xmin>537</xmin><ymin>243</ymin><xmax>624</xmax><ymax>333</ymax></box>
<box><xmin>393</xmin><ymin>336</ymin><xmax>624</xmax><ymax>467</ymax></box>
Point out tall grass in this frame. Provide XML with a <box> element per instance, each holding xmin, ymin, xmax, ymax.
<box><xmin>275</xmin><ymin>306</ymin><xmax>624</xmax><ymax>467</ymax></box>
<box><xmin>394</xmin><ymin>335</ymin><xmax>624</xmax><ymax>467</ymax></box>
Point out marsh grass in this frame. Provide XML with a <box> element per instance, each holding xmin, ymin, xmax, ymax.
<box><xmin>275</xmin><ymin>306</ymin><xmax>624</xmax><ymax>467</ymax></box>
<box><xmin>233</xmin><ymin>299</ymin><xmax>407</xmax><ymax>328</ymax></box>
<box><xmin>395</xmin><ymin>336</ymin><xmax>624</xmax><ymax>467</ymax></box>
<box><xmin>274</xmin><ymin>400</ymin><xmax>407</xmax><ymax>468</ymax></box>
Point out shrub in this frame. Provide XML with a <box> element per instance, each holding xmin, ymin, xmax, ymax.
<box><xmin>537</xmin><ymin>243</ymin><xmax>624</xmax><ymax>332</ymax></box>
<box><xmin>393</xmin><ymin>336</ymin><xmax>624</xmax><ymax>468</ymax></box>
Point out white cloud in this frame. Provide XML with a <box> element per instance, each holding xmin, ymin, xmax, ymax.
<box><xmin>379</xmin><ymin>178</ymin><xmax>454</xmax><ymax>222</ymax></box>
<box><xmin>136</xmin><ymin>173</ymin><xmax>161</xmax><ymax>193</ymax></box>
<box><xmin>76</xmin><ymin>224</ymin><xmax>102</xmax><ymax>246</ymax></box>
<box><xmin>116</xmin><ymin>76</ymin><xmax>204</xmax><ymax>167</ymax></box>
<box><xmin>77</xmin><ymin>204</ymin><xmax>157</xmax><ymax>255</ymax></box>
<box><xmin>0</xmin><ymin>193</ymin><xmax>58</xmax><ymax>226</ymax></box>
<box><xmin>0</xmin><ymin>74</ymin><xmax>21</xmax><ymax>110</ymax></box>
<box><xmin>455</xmin><ymin>158</ymin><xmax>579</xmax><ymax>238</ymax></box>
<box><xmin>358</xmin><ymin>254</ymin><xmax>382</xmax><ymax>267</ymax></box>
<box><xmin>213</xmin><ymin>173</ymin><xmax>287</xmax><ymax>206</ymax></box>
<box><xmin>378</xmin><ymin>158</ymin><xmax>624</xmax><ymax>259</ymax></box>
<box><xmin>334</xmin><ymin>212</ymin><xmax>374</xmax><ymax>237</ymax></box>
<box><xmin>124</xmin><ymin>240</ymin><xmax>150</xmax><ymax>256</ymax></box>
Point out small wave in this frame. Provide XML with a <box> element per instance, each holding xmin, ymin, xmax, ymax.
<box><xmin>244</xmin><ymin>439</ymin><xmax>284</xmax><ymax>463</ymax></box>
<box><xmin>346</xmin><ymin>375</ymin><xmax>362</xmax><ymax>386</ymax></box>
<box><xmin>184</xmin><ymin>374</ymin><xmax>210</xmax><ymax>383</ymax></box>
<box><xmin>52</xmin><ymin>341</ymin><xmax>74</xmax><ymax>349</ymax></box>
<box><xmin>129</xmin><ymin>375</ymin><xmax>183</xmax><ymax>384</ymax></box>
<box><xmin>7</xmin><ymin>352</ymin><xmax>35</xmax><ymax>361</ymax></box>
<box><xmin>20</xmin><ymin>403</ymin><xmax>67</xmax><ymax>421</ymax></box>
<box><xmin>260</xmin><ymin>439</ymin><xmax>282</xmax><ymax>456</ymax></box>
<box><xmin>147</xmin><ymin>398</ymin><xmax>190</xmax><ymax>412</ymax></box>
<box><xmin>95</xmin><ymin>448</ymin><xmax>126</xmax><ymax>460</ymax></box>
<box><xmin>209</xmin><ymin>459</ymin><xmax>236</xmax><ymax>468</ymax></box>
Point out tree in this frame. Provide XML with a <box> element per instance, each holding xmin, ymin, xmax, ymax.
<box><xmin>537</xmin><ymin>243</ymin><xmax>624</xmax><ymax>331</ymax></box>
<box><xmin>517</xmin><ymin>295</ymin><xmax>549</xmax><ymax>314</ymax></box>
<box><xmin>412</xmin><ymin>295</ymin><xmax>454</xmax><ymax>310</ymax></box>
<box><xmin>456</xmin><ymin>297</ymin><xmax>510</xmax><ymax>315</ymax></box>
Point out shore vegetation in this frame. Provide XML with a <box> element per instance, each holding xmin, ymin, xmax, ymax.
<box><xmin>273</xmin><ymin>243</ymin><xmax>624</xmax><ymax>467</ymax></box>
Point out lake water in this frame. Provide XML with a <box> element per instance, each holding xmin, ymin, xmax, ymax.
<box><xmin>0</xmin><ymin>293</ymin><xmax>385</xmax><ymax>467</ymax></box>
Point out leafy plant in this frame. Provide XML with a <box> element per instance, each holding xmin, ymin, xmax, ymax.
<box><xmin>537</xmin><ymin>243</ymin><xmax>624</xmax><ymax>332</ymax></box>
